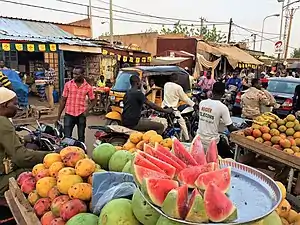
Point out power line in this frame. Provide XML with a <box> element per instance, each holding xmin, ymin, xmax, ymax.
<box><xmin>233</xmin><ymin>23</ymin><xmax>280</xmax><ymax>36</ymax></box>
<box><xmin>0</xmin><ymin>0</ymin><xmax>213</xmax><ymax>27</ymax></box>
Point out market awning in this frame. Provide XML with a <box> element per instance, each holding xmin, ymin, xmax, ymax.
<box><xmin>59</xmin><ymin>44</ymin><xmax>101</xmax><ymax>53</ymax></box>
<box><xmin>197</xmin><ymin>41</ymin><xmax>263</xmax><ymax>68</ymax></box>
<box><xmin>151</xmin><ymin>57</ymin><xmax>189</xmax><ymax>65</ymax></box>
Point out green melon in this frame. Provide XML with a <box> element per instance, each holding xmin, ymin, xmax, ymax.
<box><xmin>155</xmin><ymin>216</ymin><xmax>183</xmax><ymax>225</ymax></box>
<box><xmin>132</xmin><ymin>190</ymin><xmax>160</xmax><ymax>225</ymax></box>
<box><xmin>122</xmin><ymin>160</ymin><xmax>132</xmax><ymax>174</ymax></box>
<box><xmin>108</xmin><ymin>150</ymin><xmax>133</xmax><ymax>172</ymax></box>
<box><xmin>92</xmin><ymin>143</ymin><xmax>116</xmax><ymax>170</ymax></box>
<box><xmin>99</xmin><ymin>198</ymin><xmax>140</xmax><ymax>225</ymax></box>
<box><xmin>66</xmin><ymin>213</ymin><xmax>98</xmax><ymax>225</ymax></box>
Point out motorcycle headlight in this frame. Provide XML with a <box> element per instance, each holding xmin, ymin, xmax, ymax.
<box><xmin>119</xmin><ymin>101</ymin><xmax>124</xmax><ymax>107</ymax></box>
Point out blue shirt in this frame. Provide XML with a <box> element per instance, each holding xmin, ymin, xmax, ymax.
<box><xmin>225</xmin><ymin>77</ymin><xmax>242</xmax><ymax>91</ymax></box>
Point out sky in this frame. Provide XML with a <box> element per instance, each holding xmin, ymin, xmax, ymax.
<box><xmin>0</xmin><ymin>0</ymin><xmax>299</xmax><ymax>56</ymax></box>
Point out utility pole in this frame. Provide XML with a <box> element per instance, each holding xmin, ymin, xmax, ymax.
<box><xmin>278</xmin><ymin>0</ymin><xmax>285</xmax><ymax>60</ymax></box>
<box><xmin>284</xmin><ymin>7</ymin><xmax>295</xmax><ymax>60</ymax></box>
<box><xmin>109</xmin><ymin>0</ymin><xmax>114</xmax><ymax>45</ymax></box>
<box><xmin>227</xmin><ymin>18</ymin><xmax>233</xmax><ymax>44</ymax></box>
<box><xmin>88</xmin><ymin>0</ymin><xmax>93</xmax><ymax>37</ymax></box>
<box><xmin>251</xmin><ymin>34</ymin><xmax>257</xmax><ymax>50</ymax></box>
<box><xmin>200</xmin><ymin>17</ymin><xmax>205</xmax><ymax>36</ymax></box>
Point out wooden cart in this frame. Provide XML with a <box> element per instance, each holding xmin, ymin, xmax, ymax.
<box><xmin>230</xmin><ymin>132</ymin><xmax>300</xmax><ymax>193</ymax></box>
<box><xmin>4</xmin><ymin>178</ymin><xmax>41</xmax><ymax>225</ymax></box>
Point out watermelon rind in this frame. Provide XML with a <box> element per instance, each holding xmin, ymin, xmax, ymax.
<box><xmin>173</xmin><ymin>138</ymin><xmax>198</xmax><ymax>166</ymax></box>
<box><xmin>161</xmin><ymin>189</ymin><xmax>181</xmax><ymax>219</ymax></box>
<box><xmin>132</xmin><ymin>164</ymin><xmax>170</xmax><ymax>186</ymax></box>
<box><xmin>142</xmin><ymin>178</ymin><xmax>179</xmax><ymax>207</ymax></box>
<box><xmin>185</xmin><ymin>189</ymin><xmax>208</xmax><ymax>223</ymax></box>
<box><xmin>204</xmin><ymin>182</ymin><xmax>237</xmax><ymax>223</ymax></box>
<box><xmin>190</xmin><ymin>135</ymin><xmax>207</xmax><ymax>165</ymax></box>
<box><xmin>195</xmin><ymin>167</ymin><xmax>231</xmax><ymax>193</ymax></box>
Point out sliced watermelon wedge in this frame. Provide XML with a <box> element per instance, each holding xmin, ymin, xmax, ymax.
<box><xmin>142</xmin><ymin>178</ymin><xmax>179</xmax><ymax>207</ymax></box>
<box><xmin>155</xmin><ymin>143</ymin><xmax>187</xmax><ymax>169</ymax></box>
<box><xmin>161</xmin><ymin>185</ymin><xmax>188</xmax><ymax>219</ymax></box>
<box><xmin>144</xmin><ymin>144</ymin><xmax>155</xmax><ymax>155</ymax></box>
<box><xmin>173</xmin><ymin>138</ymin><xmax>198</xmax><ymax>166</ymax></box>
<box><xmin>206</xmin><ymin>139</ymin><xmax>219</xmax><ymax>165</ymax></box>
<box><xmin>195</xmin><ymin>167</ymin><xmax>231</xmax><ymax>193</ymax></box>
<box><xmin>204</xmin><ymin>182</ymin><xmax>237</xmax><ymax>222</ymax></box>
<box><xmin>138</xmin><ymin>151</ymin><xmax>176</xmax><ymax>178</ymax></box>
<box><xmin>149</xmin><ymin>146</ymin><xmax>184</xmax><ymax>174</ymax></box>
<box><xmin>133</xmin><ymin>164</ymin><xmax>170</xmax><ymax>185</ymax></box>
<box><xmin>190</xmin><ymin>135</ymin><xmax>207</xmax><ymax>165</ymax></box>
<box><xmin>134</xmin><ymin>153</ymin><xmax>166</xmax><ymax>174</ymax></box>
<box><xmin>185</xmin><ymin>189</ymin><xmax>208</xmax><ymax>223</ymax></box>
<box><xmin>177</xmin><ymin>163</ymin><xmax>217</xmax><ymax>188</ymax></box>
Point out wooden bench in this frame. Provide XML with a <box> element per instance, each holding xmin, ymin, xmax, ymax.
<box><xmin>4</xmin><ymin>178</ymin><xmax>41</xmax><ymax>225</ymax></box>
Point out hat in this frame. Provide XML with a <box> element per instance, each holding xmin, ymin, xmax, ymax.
<box><xmin>0</xmin><ymin>87</ymin><xmax>16</xmax><ymax>104</ymax></box>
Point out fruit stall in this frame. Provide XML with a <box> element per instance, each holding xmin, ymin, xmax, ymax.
<box><xmin>230</xmin><ymin>113</ymin><xmax>300</xmax><ymax>194</ymax></box>
<box><xmin>4</xmin><ymin>131</ymin><xmax>298</xmax><ymax>225</ymax></box>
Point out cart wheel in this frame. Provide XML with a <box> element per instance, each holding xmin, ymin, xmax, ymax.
<box><xmin>106</xmin><ymin>119</ymin><xmax>121</xmax><ymax>126</ymax></box>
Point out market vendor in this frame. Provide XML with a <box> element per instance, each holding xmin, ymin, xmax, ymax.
<box><xmin>0</xmin><ymin>87</ymin><xmax>48</xmax><ymax>196</ymax></box>
<box><xmin>97</xmin><ymin>75</ymin><xmax>106</xmax><ymax>88</ymax></box>
<box><xmin>197</xmin><ymin>82</ymin><xmax>237</xmax><ymax>158</ymax></box>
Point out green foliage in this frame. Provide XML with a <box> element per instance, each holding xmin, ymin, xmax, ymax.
<box><xmin>160</xmin><ymin>21</ymin><xmax>227</xmax><ymax>43</ymax></box>
<box><xmin>291</xmin><ymin>48</ymin><xmax>300</xmax><ymax>58</ymax></box>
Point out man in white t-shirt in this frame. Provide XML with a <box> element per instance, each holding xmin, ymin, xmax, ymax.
<box><xmin>162</xmin><ymin>73</ymin><xmax>195</xmax><ymax>141</ymax></box>
<box><xmin>197</xmin><ymin>82</ymin><xmax>236</xmax><ymax>158</ymax></box>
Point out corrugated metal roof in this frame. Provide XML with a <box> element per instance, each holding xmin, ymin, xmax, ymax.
<box><xmin>0</xmin><ymin>17</ymin><xmax>96</xmax><ymax>46</ymax></box>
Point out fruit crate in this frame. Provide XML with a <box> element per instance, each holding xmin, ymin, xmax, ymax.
<box><xmin>4</xmin><ymin>177</ymin><xmax>41</xmax><ymax>225</ymax></box>
<box><xmin>230</xmin><ymin>131</ymin><xmax>300</xmax><ymax>170</ymax></box>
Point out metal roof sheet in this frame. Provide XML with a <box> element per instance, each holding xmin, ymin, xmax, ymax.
<box><xmin>0</xmin><ymin>17</ymin><xmax>96</xmax><ymax>46</ymax></box>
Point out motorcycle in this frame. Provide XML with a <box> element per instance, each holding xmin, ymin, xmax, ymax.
<box><xmin>16</xmin><ymin>120</ymin><xmax>87</xmax><ymax>152</ymax></box>
<box><xmin>191</xmin><ymin>87</ymin><xmax>207</xmax><ymax>106</ymax></box>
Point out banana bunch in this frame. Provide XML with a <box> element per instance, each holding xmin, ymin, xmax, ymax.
<box><xmin>253</xmin><ymin>112</ymin><xmax>280</xmax><ymax>126</ymax></box>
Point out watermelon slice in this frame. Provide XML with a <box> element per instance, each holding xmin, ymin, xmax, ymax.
<box><xmin>133</xmin><ymin>164</ymin><xmax>170</xmax><ymax>185</ymax></box>
<box><xmin>148</xmin><ymin>146</ymin><xmax>184</xmax><ymax>174</ymax></box>
<box><xmin>138</xmin><ymin>151</ymin><xmax>176</xmax><ymax>178</ymax></box>
<box><xmin>195</xmin><ymin>167</ymin><xmax>231</xmax><ymax>193</ymax></box>
<box><xmin>206</xmin><ymin>139</ymin><xmax>219</xmax><ymax>165</ymax></box>
<box><xmin>161</xmin><ymin>185</ymin><xmax>188</xmax><ymax>219</ymax></box>
<box><xmin>134</xmin><ymin>153</ymin><xmax>166</xmax><ymax>174</ymax></box>
<box><xmin>142</xmin><ymin>178</ymin><xmax>179</xmax><ymax>207</ymax></box>
<box><xmin>155</xmin><ymin>143</ymin><xmax>187</xmax><ymax>169</ymax></box>
<box><xmin>144</xmin><ymin>144</ymin><xmax>155</xmax><ymax>155</ymax></box>
<box><xmin>204</xmin><ymin>182</ymin><xmax>237</xmax><ymax>222</ymax></box>
<box><xmin>185</xmin><ymin>189</ymin><xmax>208</xmax><ymax>223</ymax></box>
<box><xmin>190</xmin><ymin>135</ymin><xmax>207</xmax><ymax>165</ymax></box>
<box><xmin>177</xmin><ymin>163</ymin><xmax>217</xmax><ymax>188</ymax></box>
<box><xmin>173</xmin><ymin>138</ymin><xmax>198</xmax><ymax>166</ymax></box>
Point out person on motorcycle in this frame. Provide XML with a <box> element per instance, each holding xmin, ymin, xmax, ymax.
<box><xmin>122</xmin><ymin>75</ymin><xmax>172</xmax><ymax>135</ymax></box>
<box><xmin>241</xmin><ymin>78</ymin><xmax>271</xmax><ymax>120</ymax></box>
<box><xmin>197</xmin><ymin>71</ymin><xmax>215</xmax><ymax>98</ymax></box>
<box><xmin>197</xmin><ymin>82</ymin><xmax>237</xmax><ymax>158</ymax></box>
<box><xmin>225</xmin><ymin>70</ymin><xmax>242</xmax><ymax>92</ymax></box>
<box><xmin>0</xmin><ymin>87</ymin><xmax>49</xmax><ymax>196</ymax></box>
<box><xmin>162</xmin><ymin>73</ymin><xmax>195</xmax><ymax>141</ymax></box>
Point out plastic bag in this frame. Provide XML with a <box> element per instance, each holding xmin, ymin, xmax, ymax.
<box><xmin>91</xmin><ymin>172</ymin><xmax>137</xmax><ymax>215</ymax></box>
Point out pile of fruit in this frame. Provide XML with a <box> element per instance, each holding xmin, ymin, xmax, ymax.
<box><xmin>243</xmin><ymin>114</ymin><xmax>300</xmax><ymax>156</ymax></box>
<box><xmin>275</xmin><ymin>181</ymin><xmax>300</xmax><ymax>225</ymax></box>
<box><xmin>130</xmin><ymin>135</ymin><xmax>237</xmax><ymax>223</ymax></box>
<box><xmin>17</xmin><ymin>147</ymin><xmax>102</xmax><ymax>225</ymax></box>
<box><xmin>253</xmin><ymin>112</ymin><xmax>280</xmax><ymax>126</ymax></box>
<box><xmin>119</xmin><ymin>130</ymin><xmax>173</xmax><ymax>153</ymax></box>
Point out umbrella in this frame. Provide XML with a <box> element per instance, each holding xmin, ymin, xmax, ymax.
<box><xmin>288</xmin><ymin>62</ymin><xmax>300</xmax><ymax>69</ymax></box>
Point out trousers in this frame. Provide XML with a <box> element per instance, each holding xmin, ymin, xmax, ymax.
<box><xmin>64</xmin><ymin>113</ymin><xmax>86</xmax><ymax>143</ymax></box>
<box><xmin>134</xmin><ymin>118</ymin><xmax>164</xmax><ymax>135</ymax></box>
<box><xmin>45</xmin><ymin>85</ymin><xmax>54</xmax><ymax>109</ymax></box>
<box><xmin>174</xmin><ymin>111</ymin><xmax>190</xmax><ymax>141</ymax></box>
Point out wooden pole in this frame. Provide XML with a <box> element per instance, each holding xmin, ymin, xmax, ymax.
<box><xmin>284</xmin><ymin>8</ymin><xmax>294</xmax><ymax>61</ymax></box>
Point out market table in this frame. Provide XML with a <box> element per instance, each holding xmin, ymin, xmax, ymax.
<box><xmin>230</xmin><ymin>131</ymin><xmax>300</xmax><ymax>193</ymax></box>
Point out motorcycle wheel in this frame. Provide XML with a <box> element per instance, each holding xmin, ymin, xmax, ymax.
<box><xmin>105</xmin><ymin>119</ymin><xmax>121</xmax><ymax>126</ymax></box>
<box><xmin>107</xmin><ymin>137</ymin><xmax>128</xmax><ymax>146</ymax></box>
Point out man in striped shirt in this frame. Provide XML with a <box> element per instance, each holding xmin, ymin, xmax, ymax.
<box><xmin>0</xmin><ymin>71</ymin><xmax>12</xmax><ymax>90</ymax></box>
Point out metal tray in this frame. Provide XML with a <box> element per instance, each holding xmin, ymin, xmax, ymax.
<box><xmin>138</xmin><ymin>159</ymin><xmax>282</xmax><ymax>225</ymax></box>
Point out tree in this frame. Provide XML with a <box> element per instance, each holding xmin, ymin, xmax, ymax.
<box><xmin>160</xmin><ymin>21</ymin><xmax>227</xmax><ymax>43</ymax></box>
<box><xmin>291</xmin><ymin>48</ymin><xmax>300</xmax><ymax>58</ymax></box>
